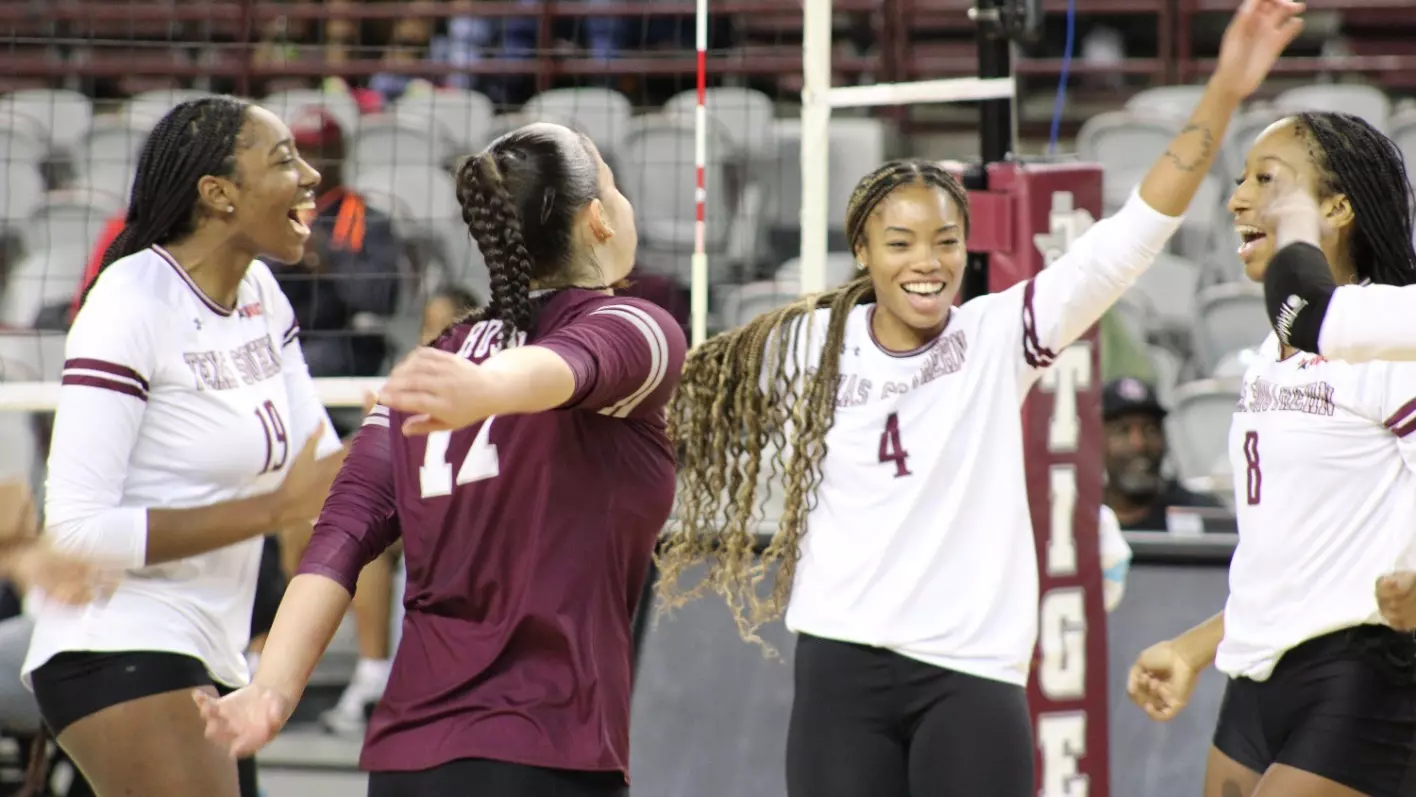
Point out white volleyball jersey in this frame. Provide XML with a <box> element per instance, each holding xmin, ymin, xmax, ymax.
<box><xmin>24</xmin><ymin>246</ymin><xmax>340</xmax><ymax>689</ymax></box>
<box><xmin>1217</xmin><ymin>333</ymin><xmax>1416</xmax><ymax>681</ymax></box>
<box><xmin>780</xmin><ymin>192</ymin><xmax>1182</xmax><ymax>686</ymax></box>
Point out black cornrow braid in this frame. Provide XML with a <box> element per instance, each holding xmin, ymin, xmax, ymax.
<box><xmin>844</xmin><ymin>159</ymin><xmax>972</xmax><ymax>254</ymax></box>
<box><xmin>82</xmin><ymin>96</ymin><xmax>251</xmax><ymax>308</ymax></box>
<box><xmin>1296</xmin><ymin>111</ymin><xmax>1416</xmax><ymax>287</ymax></box>
<box><xmin>455</xmin><ymin>151</ymin><xmax>537</xmax><ymax>346</ymax></box>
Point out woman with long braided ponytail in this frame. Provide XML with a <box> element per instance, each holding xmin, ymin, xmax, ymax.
<box><xmin>1128</xmin><ymin>113</ymin><xmax>1416</xmax><ymax>797</ymax></box>
<box><xmin>657</xmin><ymin>3</ymin><xmax>1300</xmax><ymax>795</ymax></box>
<box><xmin>197</xmin><ymin>122</ymin><xmax>683</xmax><ymax>797</ymax></box>
<box><xmin>22</xmin><ymin>96</ymin><xmax>346</xmax><ymax>797</ymax></box>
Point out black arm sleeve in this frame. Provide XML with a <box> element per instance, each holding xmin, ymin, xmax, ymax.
<box><xmin>1262</xmin><ymin>242</ymin><xmax>1336</xmax><ymax>354</ymax></box>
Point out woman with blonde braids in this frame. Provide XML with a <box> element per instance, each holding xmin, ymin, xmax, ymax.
<box><xmin>657</xmin><ymin>3</ymin><xmax>1302</xmax><ymax>795</ymax></box>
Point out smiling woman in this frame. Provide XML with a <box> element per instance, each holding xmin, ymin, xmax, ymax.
<box><xmin>22</xmin><ymin>96</ymin><xmax>346</xmax><ymax>797</ymax></box>
<box><xmin>656</xmin><ymin>1</ymin><xmax>1307</xmax><ymax>794</ymax></box>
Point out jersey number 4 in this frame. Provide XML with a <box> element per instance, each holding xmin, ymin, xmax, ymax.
<box><xmin>419</xmin><ymin>416</ymin><xmax>500</xmax><ymax>498</ymax></box>
<box><xmin>879</xmin><ymin>412</ymin><xmax>912</xmax><ymax>478</ymax></box>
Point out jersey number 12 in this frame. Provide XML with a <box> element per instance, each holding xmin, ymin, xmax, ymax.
<box><xmin>419</xmin><ymin>416</ymin><xmax>501</xmax><ymax>498</ymax></box>
<box><xmin>879</xmin><ymin>412</ymin><xmax>912</xmax><ymax>478</ymax></box>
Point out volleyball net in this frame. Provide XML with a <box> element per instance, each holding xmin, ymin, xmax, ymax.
<box><xmin>0</xmin><ymin>0</ymin><xmax>1029</xmax><ymax>416</ymax></box>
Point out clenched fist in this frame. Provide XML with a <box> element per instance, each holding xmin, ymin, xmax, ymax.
<box><xmin>1376</xmin><ymin>572</ymin><xmax>1416</xmax><ymax>631</ymax></box>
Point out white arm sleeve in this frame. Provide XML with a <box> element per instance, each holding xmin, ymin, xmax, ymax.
<box><xmin>1318</xmin><ymin>284</ymin><xmax>1416</xmax><ymax>363</ymax></box>
<box><xmin>44</xmin><ymin>289</ymin><xmax>158</xmax><ymax>568</ymax></box>
<box><xmin>1008</xmin><ymin>191</ymin><xmax>1184</xmax><ymax>387</ymax></box>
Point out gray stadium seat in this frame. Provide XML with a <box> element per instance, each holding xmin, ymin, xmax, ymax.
<box><xmin>1124</xmin><ymin>85</ymin><xmax>1208</xmax><ymax>121</ymax></box>
<box><xmin>261</xmin><ymin>89</ymin><xmax>361</xmax><ymax>137</ymax></box>
<box><xmin>0</xmin><ymin>245</ymin><xmax>89</xmax><ymax>327</ymax></box>
<box><xmin>1128</xmin><ymin>252</ymin><xmax>1200</xmax><ymax>336</ymax></box>
<box><xmin>1194</xmin><ymin>282</ymin><xmax>1269</xmax><ymax>375</ymax></box>
<box><xmin>618</xmin><ymin>115</ymin><xmax>735</xmax><ymax>281</ymax></box>
<box><xmin>1146</xmin><ymin>344</ymin><xmax>1183</xmax><ymax>410</ymax></box>
<box><xmin>774</xmin><ymin>253</ymin><xmax>859</xmax><ymax>289</ymax></box>
<box><xmin>24</xmin><ymin>188</ymin><xmax>124</xmax><ymax>257</ymax></box>
<box><xmin>350</xmin><ymin>114</ymin><xmax>456</xmax><ymax>171</ymax></box>
<box><xmin>718</xmin><ymin>280</ymin><xmax>799</xmax><ymax>329</ymax></box>
<box><xmin>1166</xmin><ymin>377</ymin><xmax>1242</xmax><ymax>487</ymax></box>
<box><xmin>0</xmin><ymin>89</ymin><xmax>92</xmax><ymax>152</ymax></box>
<box><xmin>664</xmin><ymin>87</ymin><xmax>776</xmax><ymax>161</ymax></box>
<box><xmin>0</xmin><ymin>165</ymin><xmax>45</xmax><ymax>225</ymax></box>
<box><xmin>0</xmin><ymin>110</ymin><xmax>51</xmax><ymax>170</ymax></box>
<box><xmin>124</xmin><ymin>88</ymin><xmax>216</xmax><ymax>126</ymax></box>
<box><xmin>1076</xmin><ymin>111</ymin><xmax>1178</xmax><ymax>211</ymax></box>
<box><xmin>73</xmin><ymin>118</ymin><xmax>151</xmax><ymax>200</ymax></box>
<box><xmin>1275</xmin><ymin>83</ymin><xmax>1391</xmax><ymax>133</ymax></box>
<box><xmin>393</xmin><ymin>89</ymin><xmax>496</xmax><ymax>154</ymax></box>
<box><xmin>524</xmin><ymin>88</ymin><xmax>633</xmax><ymax>156</ymax></box>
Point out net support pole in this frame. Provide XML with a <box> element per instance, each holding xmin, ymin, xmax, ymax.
<box><xmin>689</xmin><ymin>0</ymin><xmax>710</xmax><ymax>347</ymax></box>
<box><xmin>960</xmin><ymin>0</ymin><xmax>1018</xmax><ymax>302</ymax></box>
<box><xmin>797</xmin><ymin>0</ymin><xmax>833</xmax><ymax>296</ymax></box>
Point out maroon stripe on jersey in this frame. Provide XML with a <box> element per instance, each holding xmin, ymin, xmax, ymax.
<box><xmin>282</xmin><ymin>322</ymin><xmax>300</xmax><ymax>346</ymax></box>
<box><xmin>63</xmin><ymin>358</ymin><xmax>150</xmax><ymax>391</ymax></box>
<box><xmin>151</xmin><ymin>245</ymin><xmax>235</xmax><ymax>317</ymax></box>
<box><xmin>61</xmin><ymin>374</ymin><xmax>147</xmax><ymax>400</ymax></box>
<box><xmin>1021</xmin><ymin>280</ymin><xmax>1058</xmax><ymax>369</ymax></box>
<box><xmin>1384</xmin><ymin>396</ymin><xmax>1416</xmax><ymax>434</ymax></box>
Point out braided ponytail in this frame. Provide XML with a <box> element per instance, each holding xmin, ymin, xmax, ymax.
<box><xmin>443</xmin><ymin>122</ymin><xmax>603</xmax><ymax>345</ymax></box>
<box><xmin>455</xmin><ymin>151</ymin><xmax>537</xmax><ymax>342</ymax></box>
<box><xmin>82</xmin><ymin>96</ymin><xmax>250</xmax><ymax>307</ymax></box>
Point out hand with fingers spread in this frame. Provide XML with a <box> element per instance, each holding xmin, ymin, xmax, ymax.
<box><xmin>272</xmin><ymin>423</ymin><xmax>347</xmax><ymax>525</ymax></box>
<box><xmin>1376</xmin><ymin>572</ymin><xmax>1416</xmax><ymax>631</ymax></box>
<box><xmin>1127</xmin><ymin>639</ymin><xmax>1202</xmax><ymax>722</ymax></box>
<box><xmin>193</xmin><ymin>682</ymin><xmax>295</xmax><ymax>759</ymax></box>
<box><xmin>1212</xmin><ymin>0</ymin><xmax>1306</xmax><ymax>103</ymax></box>
<box><xmin>378</xmin><ymin>347</ymin><xmax>499</xmax><ymax>436</ymax></box>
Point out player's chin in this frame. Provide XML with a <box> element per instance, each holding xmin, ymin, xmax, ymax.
<box><xmin>1240</xmin><ymin>251</ymin><xmax>1272</xmax><ymax>283</ymax></box>
<box><xmin>261</xmin><ymin>225</ymin><xmax>311</xmax><ymax>265</ymax></box>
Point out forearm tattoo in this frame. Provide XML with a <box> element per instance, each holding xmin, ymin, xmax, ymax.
<box><xmin>1162</xmin><ymin>123</ymin><xmax>1216</xmax><ymax>173</ymax></box>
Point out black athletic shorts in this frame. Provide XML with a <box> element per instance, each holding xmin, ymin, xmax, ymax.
<box><xmin>30</xmin><ymin>650</ymin><xmax>260</xmax><ymax>797</ymax></box>
<box><xmin>367</xmin><ymin>758</ymin><xmax>627</xmax><ymax>797</ymax></box>
<box><xmin>786</xmin><ymin>633</ymin><xmax>1034</xmax><ymax>797</ymax></box>
<box><xmin>1213</xmin><ymin>625</ymin><xmax>1416</xmax><ymax>796</ymax></box>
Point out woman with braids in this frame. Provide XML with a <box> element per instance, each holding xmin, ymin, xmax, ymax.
<box><xmin>654</xmin><ymin>3</ymin><xmax>1299</xmax><ymax>796</ymax></box>
<box><xmin>1128</xmin><ymin>112</ymin><xmax>1416</xmax><ymax>797</ymax></box>
<box><xmin>21</xmin><ymin>96</ymin><xmax>346</xmax><ymax>797</ymax></box>
<box><xmin>196</xmin><ymin>122</ymin><xmax>684</xmax><ymax>797</ymax></box>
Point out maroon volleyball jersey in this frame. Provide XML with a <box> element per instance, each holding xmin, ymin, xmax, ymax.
<box><xmin>299</xmin><ymin>288</ymin><xmax>686</xmax><ymax>778</ymax></box>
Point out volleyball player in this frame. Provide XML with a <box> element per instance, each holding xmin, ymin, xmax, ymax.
<box><xmin>649</xmin><ymin>4</ymin><xmax>1299</xmax><ymax>795</ymax></box>
<box><xmin>196</xmin><ymin>122</ymin><xmax>684</xmax><ymax>797</ymax></box>
<box><xmin>22</xmin><ymin>96</ymin><xmax>346</xmax><ymax>797</ymax></box>
<box><xmin>1127</xmin><ymin>113</ymin><xmax>1416</xmax><ymax>797</ymax></box>
<box><xmin>319</xmin><ymin>285</ymin><xmax>483</xmax><ymax>737</ymax></box>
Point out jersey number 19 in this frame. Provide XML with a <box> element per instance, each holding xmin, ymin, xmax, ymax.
<box><xmin>419</xmin><ymin>416</ymin><xmax>501</xmax><ymax>498</ymax></box>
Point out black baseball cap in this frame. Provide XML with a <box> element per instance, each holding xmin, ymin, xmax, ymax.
<box><xmin>1102</xmin><ymin>377</ymin><xmax>1166</xmax><ymax>422</ymax></box>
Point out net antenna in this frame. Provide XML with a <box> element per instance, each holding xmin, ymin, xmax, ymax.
<box><xmin>797</xmin><ymin>0</ymin><xmax>1043</xmax><ymax>297</ymax></box>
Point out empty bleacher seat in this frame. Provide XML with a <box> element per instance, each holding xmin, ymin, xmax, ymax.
<box><xmin>392</xmin><ymin>89</ymin><xmax>496</xmax><ymax>153</ymax></box>
<box><xmin>1194</xmin><ymin>282</ymin><xmax>1269</xmax><ymax>375</ymax></box>
<box><xmin>1275</xmin><ymin>83</ymin><xmax>1391</xmax><ymax>133</ymax></box>
<box><xmin>523</xmin><ymin>88</ymin><xmax>633</xmax><ymax>156</ymax></box>
<box><xmin>1166</xmin><ymin>377</ymin><xmax>1242</xmax><ymax>488</ymax></box>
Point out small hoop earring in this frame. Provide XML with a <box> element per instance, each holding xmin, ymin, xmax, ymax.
<box><xmin>856</xmin><ymin>261</ymin><xmax>866</xmax><ymax>270</ymax></box>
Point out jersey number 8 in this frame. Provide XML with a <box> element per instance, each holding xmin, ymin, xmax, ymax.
<box><xmin>1243</xmin><ymin>430</ymin><xmax>1261</xmax><ymax>505</ymax></box>
<box><xmin>879</xmin><ymin>412</ymin><xmax>912</xmax><ymax>478</ymax></box>
<box><xmin>420</xmin><ymin>416</ymin><xmax>501</xmax><ymax>498</ymax></box>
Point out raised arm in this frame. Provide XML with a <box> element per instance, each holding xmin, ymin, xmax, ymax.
<box><xmin>46</xmin><ymin>288</ymin><xmax>338</xmax><ymax>568</ymax></box>
<box><xmin>1014</xmin><ymin>0</ymin><xmax>1302</xmax><ymax>376</ymax></box>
